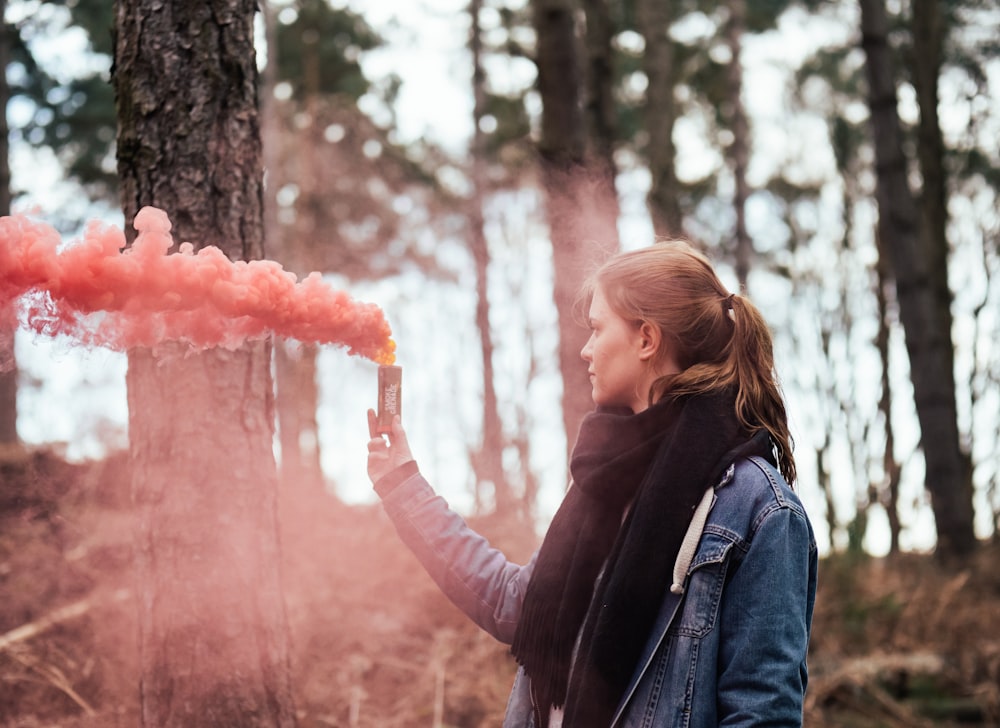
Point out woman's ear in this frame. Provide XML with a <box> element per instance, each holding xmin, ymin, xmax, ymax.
<box><xmin>637</xmin><ymin>321</ymin><xmax>661</xmax><ymax>362</ymax></box>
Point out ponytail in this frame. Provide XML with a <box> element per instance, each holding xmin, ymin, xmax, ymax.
<box><xmin>728</xmin><ymin>295</ymin><xmax>796</xmax><ymax>484</ymax></box>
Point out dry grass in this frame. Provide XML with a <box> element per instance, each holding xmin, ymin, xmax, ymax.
<box><xmin>2</xmin><ymin>447</ymin><xmax>998</xmax><ymax>726</ymax></box>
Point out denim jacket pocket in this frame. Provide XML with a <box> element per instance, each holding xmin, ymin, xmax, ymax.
<box><xmin>669</xmin><ymin>533</ymin><xmax>734</xmax><ymax>638</ymax></box>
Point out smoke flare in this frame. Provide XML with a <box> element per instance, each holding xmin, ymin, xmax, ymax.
<box><xmin>0</xmin><ymin>207</ymin><xmax>396</xmax><ymax>364</ymax></box>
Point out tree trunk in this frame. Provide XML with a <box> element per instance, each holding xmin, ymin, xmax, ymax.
<box><xmin>113</xmin><ymin>1</ymin><xmax>297</xmax><ymax>725</ymax></box>
<box><xmin>911</xmin><ymin>0</ymin><xmax>950</xmax><ymax>302</ymax></box>
<box><xmin>874</xmin><ymin>250</ymin><xmax>902</xmax><ymax>554</ymax></box>
<box><xmin>275</xmin><ymin>340</ymin><xmax>324</xmax><ymax>490</ymax></box>
<box><xmin>0</xmin><ymin>0</ymin><xmax>18</xmax><ymax>447</ymax></box>
<box><xmin>580</xmin><ymin>0</ymin><xmax>621</xmax><ymax>242</ymax></box>
<box><xmin>908</xmin><ymin>0</ymin><xmax>976</xmax><ymax>556</ymax></box>
<box><xmin>532</xmin><ymin>0</ymin><xmax>613</xmax><ymax>457</ymax></box>
<box><xmin>859</xmin><ymin>0</ymin><xmax>976</xmax><ymax>559</ymax></box>
<box><xmin>637</xmin><ymin>0</ymin><xmax>682</xmax><ymax>236</ymax></box>
<box><xmin>274</xmin><ymin>28</ymin><xmax>326</xmax><ymax>494</ymax></box>
<box><xmin>725</xmin><ymin>0</ymin><xmax>753</xmax><ymax>287</ymax></box>
<box><xmin>260</xmin><ymin>1</ymin><xmax>323</xmax><ymax>492</ymax></box>
<box><xmin>468</xmin><ymin>0</ymin><xmax>515</xmax><ymax>516</ymax></box>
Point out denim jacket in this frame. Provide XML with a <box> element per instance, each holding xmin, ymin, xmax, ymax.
<box><xmin>378</xmin><ymin>454</ymin><xmax>817</xmax><ymax>727</ymax></box>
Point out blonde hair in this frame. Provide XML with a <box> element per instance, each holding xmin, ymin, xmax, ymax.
<box><xmin>582</xmin><ymin>240</ymin><xmax>796</xmax><ymax>484</ymax></box>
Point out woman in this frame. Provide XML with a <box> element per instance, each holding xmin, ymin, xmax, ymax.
<box><xmin>366</xmin><ymin>241</ymin><xmax>817</xmax><ymax>727</ymax></box>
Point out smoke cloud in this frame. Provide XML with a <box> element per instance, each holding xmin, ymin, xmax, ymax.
<box><xmin>0</xmin><ymin>206</ymin><xmax>396</xmax><ymax>364</ymax></box>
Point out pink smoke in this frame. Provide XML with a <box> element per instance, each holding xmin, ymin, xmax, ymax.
<box><xmin>0</xmin><ymin>206</ymin><xmax>396</xmax><ymax>364</ymax></box>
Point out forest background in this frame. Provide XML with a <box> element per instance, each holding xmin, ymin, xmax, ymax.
<box><xmin>1</xmin><ymin>0</ymin><xmax>999</xmax><ymax>726</ymax></box>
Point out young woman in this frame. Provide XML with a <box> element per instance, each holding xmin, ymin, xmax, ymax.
<box><xmin>366</xmin><ymin>240</ymin><xmax>817</xmax><ymax>727</ymax></box>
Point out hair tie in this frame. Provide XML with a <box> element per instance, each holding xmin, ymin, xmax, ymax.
<box><xmin>724</xmin><ymin>293</ymin><xmax>736</xmax><ymax>320</ymax></box>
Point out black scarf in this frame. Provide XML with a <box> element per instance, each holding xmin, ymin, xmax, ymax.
<box><xmin>510</xmin><ymin>390</ymin><xmax>772</xmax><ymax>727</ymax></box>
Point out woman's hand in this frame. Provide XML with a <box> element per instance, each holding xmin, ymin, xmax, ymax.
<box><xmin>366</xmin><ymin>409</ymin><xmax>415</xmax><ymax>486</ymax></box>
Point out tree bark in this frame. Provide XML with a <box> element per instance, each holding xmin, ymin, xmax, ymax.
<box><xmin>0</xmin><ymin>0</ymin><xmax>19</xmax><ymax>447</ymax></box>
<box><xmin>859</xmin><ymin>0</ymin><xmax>976</xmax><ymax>559</ymax></box>
<box><xmin>637</xmin><ymin>0</ymin><xmax>682</xmax><ymax>236</ymax></box>
<box><xmin>113</xmin><ymin>1</ymin><xmax>297</xmax><ymax>724</ymax></box>
<box><xmin>532</xmin><ymin>0</ymin><xmax>613</xmax><ymax>457</ymax></box>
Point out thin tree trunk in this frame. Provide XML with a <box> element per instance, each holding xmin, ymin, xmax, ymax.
<box><xmin>911</xmin><ymin>0</ymin><xmax>950</xmax><ymax>307</ymax></box>
<box><xmin>969</xmin><ymin>239</ymin><xmax>997</xmax><ymax>540</ymax></box>
<box><xmin>0</xmin><ymin>0</ymin><xmax>18</xmax><ymax>447</ymax></box>
<box><xmin>725</xmin><ymin>0</ymin><xmax>752</xmax><ymax>287</ymax></box>
<box><xmin>275</xmin><ymin>340</ymin><xmax>324</xmax><ymax>490</ymax></box>
<box><xmin>909</xmin><ymin>0</ymin><xmax>966</xmax><ymax>550</ymax></box>
<box><xmin>262</xmin><ymin>1</ymin><xmax>322</xmax><ymax>491</ymax></box>
<box><xmin>859</xmin><ymin>0</ymin><xmax>975</xmax><ymax>559</ymax></box>
<box><xmin>469</xmin><ymin>0</ymin><xmax>514</xmax><ymax>516</ymax></box>
<box><xmin>532</xmin><ymin>0</ymin><xmax>613</xmax><ymax>458</ymax></box>
<box><xmin>637</xmin><ymin>0</ymin><xmax>682</xmax><ymax>235</ymax></box>
<box><xmin>274</xmin><ymin>30</ymin><xmax>325</xmax><ymax>493</ymax></box>
<box><xmin>114</xmin><ymin>0</ymin><xmax>296</xmax><ymax>724</ymax></box>
<box><xmin>580</xmin><ymin>0</ymin><xmax>621</xmax><ymax>242</ymax></box>
<box><xmin>816</xmin><ymin>444</ymin><xmax>837</xmax><ymax>554</ymax></box>
<box><xmin>874</xmin><ymin>249</ymin><xmax>902</xmax><ymax>554</ymax></box>
<box><xmin>0</xmin><ymin>0</ymin><xmax>8</xmax><ymax>221</ymax></box>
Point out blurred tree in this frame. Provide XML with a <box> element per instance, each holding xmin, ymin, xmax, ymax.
<box><xmin>468</xmin><ymin>0</ymin><xmax>515</xmax><ymax>517</ymax></box>
<box><xmin>531</xmin><ymin>0</ymin><xmax>617</xmax><ymax>458</ymax></box>
<box><xmin>812</xmin><ymin>76</ymin><xmax>904</xmax><ymax>553</ymax></box>
<box><xmin>612</xmin><ymin>0</ymin><xmax>815</xmax><ymax>254</ymax></box>
<box><xmin>2</xmin><ymin>0</ymin><xmax>117</xmax><ymax>446</ymax></box>
<box><xmin>723</xmin><ymin>0</ymin><xmax>752</xmax><ymax>288</ymax></box>
<box><xmin>261</xmin><ymin>0</ymin><xmax>444</xmax><ymax>494</ymax></box>
<box><xmin>271</xmin><ymin>0</ymin><xmax>381</xmax><ymax>104</ymax></box>
<box><xmin>265</xmin><ymin>0</ymin><xmax>371</xmax><ymax>492</ymax></box>
<box><xmin>635</xmin><ymin>0</ymin><xmax>682</xmax><ymax>236</ymax></box>
<box><xmin>873</xmin><ymin>233</ymin><xmax>903</xmax><ymax>554</ymax></box>
<box><xmin>860</xmin><ymin>0</ymin><xmax>976</xmax><ymax>559</ymax></box>
<box><xmin>1</xmin><ymin>0</ymin><xmax>17</xmax><ymax>447</ymax></box>
<box><xmin>944</xmin><ymin>2</ymin><xmax>1000</xmax><ymax>538</ymax></box>
<box><xmin>261</xmin><ymin>0</ymin><xmax>325</xmax><ymax>495</ymax></box>
<box><xmin>488</xmin><ymin>0</ymin><xmax>818</xmax><ymax>461</ymax></box>
<box><xmin>7</xmin><ymin>0</ymin><xmax>117</xmax><ymax>208</ymax></box>
<box><xmin>113</xmin><ymin>0</ymin><xmax>296</xmax><ymax>724</ymax></box>
<box><xmin>580</xmin><ymin>0</ymin><xmax>622</xmax><ymax>234</ymax></box>
<box><xmin>909</xmin><ymin>0</ymin><xmax>978</xmax><ymax>554</ymax></box>
<box><xmin>762</xmin><ymin>0</ymin><xmax>997</xmax><ymax>555</ymax></box>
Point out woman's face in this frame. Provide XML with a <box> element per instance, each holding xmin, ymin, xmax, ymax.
<box><xmin>581</xmin><ymin>286</ymin><xmax>660</xmax><ymax>413</ymax></box>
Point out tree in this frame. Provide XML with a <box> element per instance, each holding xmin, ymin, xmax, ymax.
<box><xmin>580</xmin><ymin>0</ymin><xmax>622</xmax><ymax>235</ymax></box>
<box><xmin>468</xmin><ymin>0</ymin><xmax>516</xmax><ymax>517</ymax></box>
<box><xmin>635</xmin><ymin>0</ymin><xmax>682</xmax><ymax>235</ymax></box>
<box><xmin>113</xmin><ymin>0</ymin><xmax>296</xmax><ymax>724</ymax></box>
<box><xmin>264</xmin><ymin>0</ymin><xmax>382</xmax><ymax>493</ymax></box>
<box><xmin>261</xmin><ymin>0</ymin><xmax>445</xmax><ymax>495</ymax></box>
<box><xmin>1</xmin><ymin>0</ymin><xmax>17</xmax><ymax>447</ymax></box>
<box><xmin>531</xmin><ymin>0</ymin><xmax>617</xmax><ymax>456</ymax></box>
<box><xmin>1</xmin><ymin>0</ymin><xmax>119</xmax><ymax>446</ymax></box>
<box><xmin>266</xmin><ymin>0</ymin><xmax>327</xmax><ymax>492</ymax></box>
<box><xmin>8</xmin><ymin>0</ymin><xmax>118</xmax><ymax>207</ymax></box>
<box><xmin>723</xmin><ymin>0</ymin><xmax>752</xmax><ymax>287</ymax></box>
<box><xmin>859</xmin><ymin>0</ymin><xmax>976</xmax><ymax>559</ymax></box>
